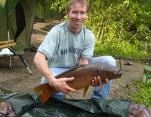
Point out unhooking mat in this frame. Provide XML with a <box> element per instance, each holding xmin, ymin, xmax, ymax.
<box><xmin>0</xmin><ymin>93</ymin><xmax>132</xmax><ymax>117</ymax></box>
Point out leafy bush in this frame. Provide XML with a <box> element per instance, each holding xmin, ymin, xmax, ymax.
<box><xmin>94</xmin><ymin>40</ymin><xmax>148</xmax><ymax>59</ymax></box>
<box><xmin>35</xmin><ymin>0</ymin><xmax>151</xmax><ymax>59</ymax></box>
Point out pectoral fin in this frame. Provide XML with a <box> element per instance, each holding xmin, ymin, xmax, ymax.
<box><xmin>82</xmin><ymin>86</ymin><xmax>89</xmax><ymax>97</ymax></box>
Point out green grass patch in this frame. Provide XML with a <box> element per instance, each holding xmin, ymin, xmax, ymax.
<box><xmin>94</xmin><ymin>40</ymin><xmax>148</xmax><ymax>59</ymax></box>
<box><xmin>125</xmin><ymin>80</ymin><xmax>151</xmax><ymax>109</ymax></box>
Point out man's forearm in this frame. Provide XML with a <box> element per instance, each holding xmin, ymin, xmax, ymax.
<box><xmin>34</xmin><ymin>52</ymin><xmax>55</xmax><ymax>84</ymax></box>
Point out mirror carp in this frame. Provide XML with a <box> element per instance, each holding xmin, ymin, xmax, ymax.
<box><xmin>33</xmin><ymin>63</ymin><xmax>122</xmax><ymax>104</ymax></box>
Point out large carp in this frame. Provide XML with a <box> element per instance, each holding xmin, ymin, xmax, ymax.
<box><xmin>33</xmin><ymin>63</ymin><xmax>122</xmax><ymax>104</ymax></box>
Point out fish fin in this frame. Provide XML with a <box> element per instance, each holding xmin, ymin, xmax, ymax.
<box><xmin>82</xmin><ymin>86</ymin><xmax>89</xmax><ymax>97</ymax></box>
<box><xmin>33</xmin><ymin>83</ymin><xmax>50</xmax><ymax>95</ymax></box>
<box><xmin>40</xmin><ymin>88</ymin><xmax>55</xmax><ymax>104</ymax></box>
<box><xmin>33</xmin><ymin>83</ymin><xmax>55</xmax><ymax>104</ymax></box>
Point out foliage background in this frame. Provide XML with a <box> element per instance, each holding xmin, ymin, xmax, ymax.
<box><xmin>35</xmin><ymin>0</ymin><xmax>151</xmax><ymax>59</ymax></box>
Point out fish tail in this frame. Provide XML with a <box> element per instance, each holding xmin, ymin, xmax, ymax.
<box><xmin>33</xmin><ymin>83</ymin><xmax>55</xmax><ymax>104</ymax></box>
<box><xmin>40</xmin><ymin>88</ymin><xmax>55</xmax><ymax>104</ymax></box>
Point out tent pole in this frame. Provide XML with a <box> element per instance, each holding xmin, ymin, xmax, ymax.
<box><xmin>7</xmin><ymin>23</ymin><xmax>12</xmax><ymax>68</ymax></box>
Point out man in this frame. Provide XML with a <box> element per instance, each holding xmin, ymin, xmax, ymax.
<box><xmin>34</xmin><ymin>0</ymin><xmax>116</xmax><ymax>100</ymax></box>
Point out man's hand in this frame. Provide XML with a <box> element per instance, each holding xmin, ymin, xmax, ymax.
<box><xmin>50</xmin><ymin>77</ymin><xmax>77</xmax><ymax>94</ymax></box>
<box><xmin>91</xmin><ymin>76</ymin><xmax>108</xmax><ymax>87</ymax></box>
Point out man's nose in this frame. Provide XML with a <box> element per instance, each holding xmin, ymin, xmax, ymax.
<box><xmin>76</xmin><ymin>13</ymin><xmax>82</xmax><ymax>19</ymax></box>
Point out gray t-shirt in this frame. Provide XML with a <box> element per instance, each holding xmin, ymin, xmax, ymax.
<box><xmin>38</xmin><ymin>22</ymin><xmax>95</xmax><ymax>68</ymax></box>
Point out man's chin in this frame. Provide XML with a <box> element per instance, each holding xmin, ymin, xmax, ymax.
<box><xmin>73</xmin><ymin>24</ymin><xmax>82</xmax><ymax>29</ymax></box>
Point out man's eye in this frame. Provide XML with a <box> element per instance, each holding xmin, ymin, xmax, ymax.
<box><xmin>72</xmin><ymin>11</ymin><xmax>77</xmax><ymax>14</ymax></box>
<box><xmin>80</xmin><ymin>11</ymin><xmax>86</xmax><ymax>15</ymax></box>
<box><xmin>81</xmin><ymin>11</ymin><xmax>85</xmax><ymax>14</ymax></box>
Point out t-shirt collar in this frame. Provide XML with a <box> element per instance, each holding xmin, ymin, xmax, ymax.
<box><xmin>66</xmin><ymin>22</ymin><xmax>82</xmax><ymax>36</ymax></box>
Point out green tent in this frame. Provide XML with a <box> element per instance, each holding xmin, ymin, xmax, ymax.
<box><xmin>0</xmin><ymin>0</ymin><xmax>37</xmax><ymax>54</ymax></box>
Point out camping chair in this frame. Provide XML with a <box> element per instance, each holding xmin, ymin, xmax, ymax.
<box><xmin>0</xmin><ymin>40</ymin><xmax>16</xmax><ymax>68</ymax></box>
<box><xmin>0</xmin><ymin>35</ymin><xmax>32</xmax><ymax>74</ymax></box>
<box><xmin>0</xmin><ymin>40</ymin><xmax>16</xmax><ymax>49</ymax></box>
<box><xmin>0</xmin><ymin>0</ymin><xmax>37</xmax><ymax>74</ymax></box>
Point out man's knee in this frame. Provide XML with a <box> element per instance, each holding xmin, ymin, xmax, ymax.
<box><xmin>89</xmin><ymin>56</ymin><xmax>116</xmax><ymax>67</ymax></box>
<box><xmin>103</xmin><ymin>56</ymin><xmax>116</xmax><ymax>67</ymax></box>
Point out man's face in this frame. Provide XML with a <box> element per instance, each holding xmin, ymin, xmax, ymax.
<box><xmin>67</xmin><ymin>3</ymin><xmax>87</xmax><ymax>33</ymax></box>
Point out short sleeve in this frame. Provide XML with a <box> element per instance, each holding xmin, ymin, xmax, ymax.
<box><xmin>81</xmin><ymin>32</ymin><xmax>95</xmax><ymax>59</ymax></box>
<box><xmin>37</xmin><ymin>29</ymin><xmax>58</xmax><ymax>59</ymax></box>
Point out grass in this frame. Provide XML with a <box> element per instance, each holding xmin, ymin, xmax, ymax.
<box><xmin>125</xmin><ymin>80</ymin><xmax>151</xmax><ymax>109</ymax></box>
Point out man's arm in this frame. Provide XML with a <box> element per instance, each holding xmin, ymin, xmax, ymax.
<box><xmin>34</xmin><ymin>52</ymin><xmax>76</xmax><ymax>93</ymax></box>
<box><xmin>34</xmin><ymin>52</ymin><xmax>53</xmax><ymax>81</ymax></box>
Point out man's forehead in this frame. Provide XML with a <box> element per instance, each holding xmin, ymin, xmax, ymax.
<box><xmin>70</xmin><ymin>3</ymin><xmax>87</xmax><ymax>10</ymax></box>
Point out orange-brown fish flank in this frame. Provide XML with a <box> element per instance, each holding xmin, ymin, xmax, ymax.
<box><xmin>33</xmin><ymin>63</ymin><xmax>122</xmax><ymax>104</ymax></box>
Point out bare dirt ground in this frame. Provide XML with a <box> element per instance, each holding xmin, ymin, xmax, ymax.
<box><xmin>0</xmin><ymin>20</ymin><xmax>148</xmax><ymax>100</ymax></box>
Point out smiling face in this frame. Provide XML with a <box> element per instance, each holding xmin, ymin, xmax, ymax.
<box><xmin>67</xmin><ymin>3</ymin><xmax>87</xmax><ymax>33</ymax></box>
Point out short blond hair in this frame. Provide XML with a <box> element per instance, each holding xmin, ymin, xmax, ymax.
<box><xmin>66</xmin><ymin>0</ymin><xmax>89</xmax><ymax>13</ymax></box>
